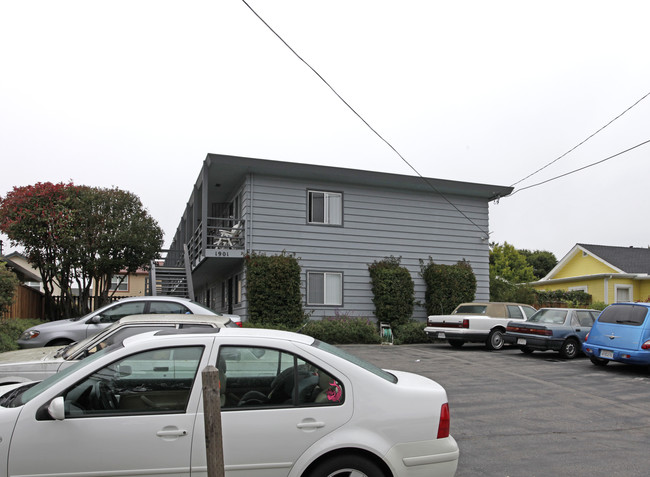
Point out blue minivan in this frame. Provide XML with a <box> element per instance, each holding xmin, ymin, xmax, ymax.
<box><xmin>583</xmin><ymin>303</ymin><xmax>650</xmax><ymax>366</ymax></box>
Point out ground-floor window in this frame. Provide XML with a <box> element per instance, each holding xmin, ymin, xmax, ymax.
<box><xmin>307</xmin><ymin>271</ymin><xmax>342</xmax><ymax>306</ymax></box>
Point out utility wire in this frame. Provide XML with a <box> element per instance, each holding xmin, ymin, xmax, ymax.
<box><xmin>240</xmin><ymin>0</ymin><xmax>491</xmax><ymax>238</ymax></box>
<box><xmin>510</xmin><ymin>90</ymin><xmax>650</xmax><ymax>188</ymax></box>
<box><xmin>508</xmin><ymin>138</ymin><xmax>650</xmax><ymax>197</ymax></box>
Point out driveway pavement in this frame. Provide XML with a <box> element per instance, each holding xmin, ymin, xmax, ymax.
<box><xmin>340</xmin><ymin>342</ymin><xmax>650</xmax><ymax>477</ymax></box>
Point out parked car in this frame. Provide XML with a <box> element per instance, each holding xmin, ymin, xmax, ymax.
<box><xmin>503</xmin><ymin>308</ymin><xmax>600</xmax><ymax>359</ymax></box>
<box><xmin>0</xmin><ymin>314</ymin><xmax>236</xmax><ymax>385</ymax></box>
<box><xmin>0</xmin><ymin>328</ymin><xmax>459</xmax><ymax>477</ymax></box>
<box><xmin>583</xmin><ymin>302</ymin><xmax>650</xmax><ymax>367</ymax></box>
<box><xmin>17</xmin><ymin>296</ymin><xmax>241</xmax><ymax>348</ymax></box>
<box><xmin>425</xmin><ymin>302</ymin><xmax>537</xmax><ymax>350</ymax></box>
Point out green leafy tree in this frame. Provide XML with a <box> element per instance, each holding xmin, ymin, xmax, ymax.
<box><xmin>245</xmin><ymin>252</ymin><xmax>304</xmax><ymax>328</ymax></box>
<box><xmin>368</xmin><ymin>256</ymin><xmax>414</xmax><ymax>326</ymax></box>
<box><xmin>0</xmin><ymin>262</ymin><xmax>19</xmax><ymax>316</ymax></box>
<box><xmin>489</xmin><ymin>242</ymin><xmax>536</xmax><ymax>283</ymax></box>
<box><xmin>420</xmin><ymin>258</ymin><xmax>476</xmax><ymax>315</ymax></box>
<box><xmin>66</xmin><ymin>186</ymin><xmax>164</xmax><ymax>312</ymax></box>
<box><xmin>519</xmin><ymin>249</ymin><xmax>558</xmax><ymax>280</ymax></box>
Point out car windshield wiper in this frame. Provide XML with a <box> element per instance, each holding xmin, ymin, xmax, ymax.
<box><xmin>615</xmin><ymin>320</ymin><xmax>639</xmax><ymax>324</ymax></box>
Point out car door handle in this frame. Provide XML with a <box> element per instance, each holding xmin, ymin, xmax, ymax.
<box><xmin>297</xmin><ymin>421</ymin><xmax>325</xmax><ymax>430</ymax></box>
<box><xmin>157</xmin><ymin>428</ymin><xmax>188</xmax><ymax>437</ymax></box>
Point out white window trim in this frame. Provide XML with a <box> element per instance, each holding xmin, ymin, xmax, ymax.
<box><xmin>308</xmin><ymin>190</ymin><xmax>343</xmax><ymax>225</ymax></box>
<box><xmin>110</xmin><ymin>275</ymin><xmax>129</xmax><ymax>292</ymax></box>
<box><xmin>614</xmin><ymin>284</ymin><xmax>633</xmax><ymax>303</ymax></box>
<box><xmin>568</xmin><ymin>286</ymin><xmax>588</xmax><ymax>293</ymax></box>
<box><xmin>307</xmin><ymin>271</ymin><xmax>343</xmax><ymax>306</ymax></box>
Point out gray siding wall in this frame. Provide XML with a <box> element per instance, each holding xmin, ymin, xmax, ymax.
<box><xmin>245</xmin><ymin>173</ymin><xmax>490</xmax><ymax>321</ymax></box>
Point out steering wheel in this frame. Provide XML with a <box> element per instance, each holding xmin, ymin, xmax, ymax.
<box><xmin>92</xmin><ymin>381</ymin><xmax>119</xmax><ymax>411</ymax></box>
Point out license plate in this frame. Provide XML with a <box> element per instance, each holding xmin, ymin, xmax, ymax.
<box><xmin>517</xmin><ymin>338</ymin><xmax>527</xmax><ymax>345</ymax></box>
<box><xmin>600</xmin><ymin>350</ymin><xmax>614</xmax><ymax>359</ymax></box>
<box><xmin>438</xmin><ymin>333</ymin><xmax>446</xmax><ymax>339</ymax></box>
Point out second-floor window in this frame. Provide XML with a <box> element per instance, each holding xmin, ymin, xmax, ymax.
<box><xmin>308</xmin><ymin>191</ymin><xmax>342</xmax><ymax>225</ymax></box>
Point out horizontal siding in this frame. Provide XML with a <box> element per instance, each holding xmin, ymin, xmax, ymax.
<box><xmin>246</xmin><ymin>174</ymin><xmax>490</xmax><ymax>321</ymax></box>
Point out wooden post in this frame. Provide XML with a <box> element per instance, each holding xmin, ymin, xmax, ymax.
<box><xmin>202</xmin><ymin>365</ymin><xmax>225</xmax><ymax>477</ymax></box>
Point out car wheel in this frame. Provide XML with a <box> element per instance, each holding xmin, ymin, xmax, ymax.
<box><xmin>306</xmin><ymin>454</ymin><xmax>388</xmax><ymax>477</ymax></box>
<box><xmin>486</xmin><ymin>329</ymin><xmax>505</xmax><ymax>351</ymax></box>
<box><xmin>448</xmin><ymin>339</ymin><xmax>465</xmax><ymax>348</ymax></box>
<box><xmin>590</xmin><ymin>356</ymin><xmax>609</xmax><ymax>366</ymax></box>
<box><xmin>47</xmin><ymin>339</ymin><xmax>73</xmax><ymax>347</ymax></box>
<box><xmin>559</xmin><ymin>339</ymin><xmax>579</xmax><ymax>359</ymax></box>
<box><xmin>521</xmin><ymin>346</ymin><xmax>534</xmax><ymax>354</ymax></box>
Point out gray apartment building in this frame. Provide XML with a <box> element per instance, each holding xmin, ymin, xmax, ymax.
<box><xmin>164</xmin><ymin>154</ymin><xmax>512</xmax><ymax>322</ymax></box>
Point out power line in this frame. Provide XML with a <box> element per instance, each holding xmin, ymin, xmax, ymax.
<box><xmin>510</xmin><ymin>90</ymin><xmax>650</xmax><ymax>188</ymax></box>
<box><xmin>508</xmin><ymin>138</ymin><xmax>650</xmax><ymax>197</ymax></box>
<box><xmin>240</xmin><ymin>0</ymin><xmax>491</xmax><ymax>238</ymax></box>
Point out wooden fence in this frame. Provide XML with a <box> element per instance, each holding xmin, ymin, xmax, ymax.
<box><xmin>2</xmin><ymin>284</ymin><xmax>45</xmax><ymax>320</ymax></box>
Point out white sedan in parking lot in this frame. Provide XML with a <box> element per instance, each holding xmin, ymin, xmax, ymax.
<box><xmin>0</xmin><ymin>328</ymin><xmax>459</xmax><ymax>477</ymax></box>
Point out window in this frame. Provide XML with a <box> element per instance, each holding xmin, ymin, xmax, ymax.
<box><xmin>235</xmin><ymin>274</ymin><xmax>242</xmax><ymax>305</ymax></box>
<box><xmin>615</xmin><ymin>285</ymin><xmax>633</xmax><ymax>303</ymax></box>
<box><xmin>307</xmin><ymin>271</ymin><xmax>342</xmax><ymax>306</ymax></box>
<box><xmin>506</xmin><ymin>305</ymin><xmax>524</xmax><ymax>319</ymax></box>
<box><xmin>575</xmin><ymin>310</ymin><xmax>596</xmax><ymax>327</ymax></box>
<box><xmin>308</xmin><ymin>190</ymin><xmax>342</xmax><ymax>225</ymax></box>
<box><xmin>598</xmin><ymin>304</ymin><xmax>648</xmax><ymax>326</ymax></box>
<box><xmin>148</xmin><ymin>301</ymin><xmax>191</xmax><ymax>314</ymax></box>
<box><xmin>217</xmin><ymin>346</ymin><xmax>344</xmax><ymax>409</ymax></box>
<box><xmin>110</xmin><ymin>275</ymin><xmax>128</xmax><ymax>292</ymax></box>
<box><xmin>97</xmin><ymin>301</ymin><xmax>146</xmax><ymax>323</ymax></box>
<box><xmin>61</xmin><ymin>345</ymin><xmax>204</xmax><ymax>416</ymax></box>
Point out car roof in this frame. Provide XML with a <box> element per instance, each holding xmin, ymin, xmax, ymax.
<box><xmin>109</xmin><ymin>296</ymin><xmax>193</xmax><ymax>303</ymax></box>
<box><xmin>124</xmin><ymin>326</ymin><xmax>315</xmax><ymax>347</ymax></box>
<box><xmin>116</xmin><ymin>314</ymin><xmax>231</xmax><ymax>325</ymax></box>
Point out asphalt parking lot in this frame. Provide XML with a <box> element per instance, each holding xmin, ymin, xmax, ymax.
<box><xmin>340</xmin><ymin>342</ymin><xmax>650</xmax><ymax>477</ymax></box>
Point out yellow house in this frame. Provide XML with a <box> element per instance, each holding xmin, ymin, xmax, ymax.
<box><xmin>533</xmin><ymin>244</ymin><xmax>650</xmax><ymax>304</ymax></box>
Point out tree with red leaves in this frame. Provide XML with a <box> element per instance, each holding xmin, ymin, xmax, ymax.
<box><xmin>0</xmin><ymin>182</ymin><xmax>163</xmax><ymax>319</ymax></box>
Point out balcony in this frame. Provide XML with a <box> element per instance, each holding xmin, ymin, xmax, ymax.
<box><xmin>187</xmin><ymin>217</ymin><xmax>246</xmax><ymax>268</ymax></box>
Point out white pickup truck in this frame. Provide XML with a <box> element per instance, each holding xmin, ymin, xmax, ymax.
<box><xmin>424</xmin><ymin>302</ymin><xmax>537</xmax><ymax>350</ymax></box>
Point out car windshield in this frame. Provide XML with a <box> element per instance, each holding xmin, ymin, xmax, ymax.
<box><xmin>7</xmin><ymin>345</ymin><xmax>116</xmax><ymax>408</ymax></box>
<box><xmin>528</xmin><ymin>309</ymin><xmax>568</xmax><ymax>324</ymax></box>
<box><xmin>59</xmin><ymin>322</ymin><xmax>123</xmax><ymax>359</ymax></box>
<box><xmin>312</xmin><ymin>340</ymin><xmax>397</xmax><ymax>383</ymax></box>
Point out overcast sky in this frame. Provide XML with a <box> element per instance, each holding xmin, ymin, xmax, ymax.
<box><xmin>1</xmin><ymin>1</ymin><xmax>649</xmax><ymax>260</ymax></box>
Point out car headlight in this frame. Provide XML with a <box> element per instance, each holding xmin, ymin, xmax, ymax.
<box><xmin>20</xmin><ymin>330</ymin><xmax>40</xmax><ymax>340</ymax></box>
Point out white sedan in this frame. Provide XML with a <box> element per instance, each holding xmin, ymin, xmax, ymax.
<box><xmin>0</xmin><ymin>328</ymin><xmax>459</xmax><ymax>477</ymax></box>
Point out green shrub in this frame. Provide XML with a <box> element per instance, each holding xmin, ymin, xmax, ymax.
<box><xmin>0</xmin><ymin>318</ymin><xmax>43</xmax><ymax>353</ymax></box>
<box><xmin>368</xmin><ymin>256</ymin><xmax>414</xmax><ymax>327</ymax></box>
<box><xmin>245</xmin><ymin>252</ymin><xmax>304</xmax><ymax>328</ymax></box>
<box><xmin>0</xmin><ymin>262</ymin><xmax>19</xmax><ymax>316</ymax></box>
<box><xmin>420</xmin><ymin>258</ymin><xmax>476</xmax><ymax>315</ymax></box>
<box><xmin>534</xmin><ymin>289</ymin><xmax>592</xmax><ymax>307</ymax></box>
<box><xmin>300</xmin><ymin>315</ymin><xmax>381</xmax><ymax>345</ymax></box>
<box><xmin>393</xmin><ymin>320</ymin><xmax>430</xmax><ymax>345</ymax></box>
<box><xmin>590</xmin><ymin>301</ymin><xmax>607</xmax><ymax>311</ymax></box>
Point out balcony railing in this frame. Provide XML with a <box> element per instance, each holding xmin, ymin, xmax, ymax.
<box><xmin>187</xmin><ymin>217</ymin><xmax>246</xmax><ymax>267</ymax></box>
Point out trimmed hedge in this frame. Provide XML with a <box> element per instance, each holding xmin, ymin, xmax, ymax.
<box><xmin>368</xmin><ymin>256</ymin><xmax>414</xmax><ymax>327</ymax></box>
<box><xmin>420</xmin><ymin>258</ymin><xmax>476</xmax><ymax>315</ymax></box>
<box><xmin>245</xmin><ymin>252</ymin><xmax>304</xmax><ymax>328</ymax></box>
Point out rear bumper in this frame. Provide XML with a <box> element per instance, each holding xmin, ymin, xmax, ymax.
<box><xmin>385</xmin><ymin>436</ymin><xmax>459</xmax><ymax>477</ymax></box>
<box><xmin>424</xmin><ymin>328</ymin><xmax>488</xmax><ymax>342</ymax></box>
<box><xmin>503</xmin><ymin>333</ymin><xmax>563</xmax><ymax>351</ymax></box>
<box><xmin>582</xmin><ymin>343</ymin><xmax>650</xmax><ymax>365</ymax></box>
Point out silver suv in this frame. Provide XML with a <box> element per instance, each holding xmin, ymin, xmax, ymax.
<box><xmin>17</xmin><ymin>296</ymin><xmax>239</xmax><ymax>348</ymax></box>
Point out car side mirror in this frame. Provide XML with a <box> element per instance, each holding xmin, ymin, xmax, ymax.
<box><xmin>48</xmin><ymin>396</ymin><xmax>66</xmax><ymax>420</ymax></box>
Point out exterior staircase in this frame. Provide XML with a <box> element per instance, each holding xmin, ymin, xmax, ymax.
<box><xmin>148</xmin><ymin>246</ymin><xmax>194</xmax><ymax>300</ymax></box>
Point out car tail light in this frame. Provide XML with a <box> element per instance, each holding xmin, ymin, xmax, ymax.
<box><xmin>427</xmin><ymin>319</ymin><xmax>469</xmax><ymax>329</ymax></box>
<box><xmin>462</xmin><ymin>319</ymin><xmax>469</xmax><ymax>328</ymax></box>
<box><xmin>585</xmin><ymin>332</ymin><xmax>590</xmax><ymax>342</ymax></box>
<box><xmin>236</xmin><ymin>322</ymin><xmax>243</xmax><ymax>328</ymax></box>
<box><xmin>437</xmin><ymin>403</ymin><xmax>450</xmax><ymax>439</ymax></box>
<box><xmin>642</xmin><ymin>340</ymin><xmax>650</xmax><ymax>350</ymax></box>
